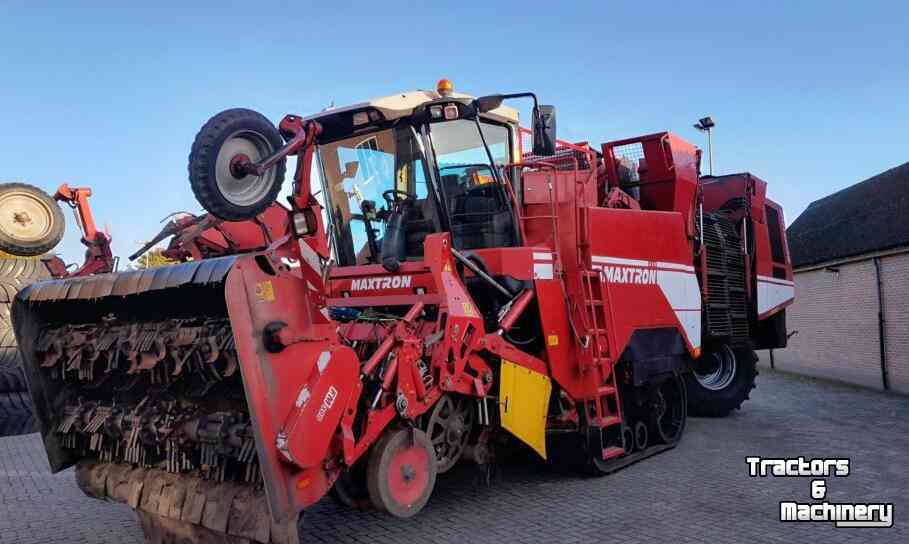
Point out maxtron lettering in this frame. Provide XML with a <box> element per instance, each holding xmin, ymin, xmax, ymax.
<box><xmin>350</xmin><ymin>275</ymin><xmax>413</xmax><ymax>291</ymax></box>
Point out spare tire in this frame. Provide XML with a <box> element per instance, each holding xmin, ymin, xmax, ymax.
<box><xmin>189</xmin><ymin>109</ymin><xmax>286</xmax><ymax>221</ymax></box>
<box><xmin>685</xmin><ymin>345</ymin><xmax>757</xmax><ymax>417</ymax></box>
<box><xmin>0</xmin><ymin>256</ymin><xmax>49</xmax><ymax>435</ymax></box>
<box><xmin>0</xmin><ymin>183</ymin><xmax>65</xmax><ymax>256</ymax></box>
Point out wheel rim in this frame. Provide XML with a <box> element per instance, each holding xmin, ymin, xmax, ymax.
<box><xmin>214</xmin><ymin>130</ymin><xmax>278</xmax><ymax>207</ymax></box>
<box><xmin>693</xmin><ymin>345</ymin><xmax>737</xmax><ymax>391</ymax></box>
<box><xmin>653</xmin><ymin>374</ymin><xmax>686</xmax><ymax>444</ymax></box>
<box><xmin>426</xmin><ymin>395</ymin><xmax>474</xmax><ymax>473</ymax></box>
<box><xmin>0</xmin><ymin>190</ymin><xmax>55</xmax><ymax>244</ymax></box>
<box><xmin>386</xmin><ymin>439</ymin><xmax>432</xmax><ymax>507</ymax></box>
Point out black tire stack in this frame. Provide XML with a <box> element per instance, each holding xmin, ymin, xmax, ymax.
<box><xmin>0</xmin><ymin>257</ymin><xmax>49</xmax><ymax>436</ymax></box>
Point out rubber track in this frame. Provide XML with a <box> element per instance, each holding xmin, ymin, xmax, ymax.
<box><xmin>593</xmin><ymin>443</ymin><xmax>676</xmax><ymax>474</ymax></box>
<box><xmin>76</xmin><ymin>461</ymin><xmax>298</xmax><ymax>544</ymax></box>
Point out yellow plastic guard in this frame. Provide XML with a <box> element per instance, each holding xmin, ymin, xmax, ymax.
<box><xmin>499</xmin><ymin>359</ymin><xmax>552</xmax><ymax>459</ymax></box>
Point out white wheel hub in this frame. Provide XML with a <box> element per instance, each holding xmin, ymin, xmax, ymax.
<box><xmin>0</xmin><ymin>190</ymin><xmax>55</xmax><ymax>243</ymax></box>
<box><xmin>214</xmin><ymin>130</ymin><xmax>277</xmax><ymax>207</ymax></box>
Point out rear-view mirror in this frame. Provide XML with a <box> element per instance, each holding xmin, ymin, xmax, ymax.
<box><xmin>533</xmin><ymin>105</ymin><xmax>557</xmax><ymax>156</ymax></box>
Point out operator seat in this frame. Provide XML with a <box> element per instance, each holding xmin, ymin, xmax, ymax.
<box><xmin>441</xmin><ymin>173</ymin><xmax>516</xmax><ymax>250</ymax></box>
<box><xmin>404</xmin><ymin>197</ymin><xmax>435</xmax><ymax>258</ymax></box>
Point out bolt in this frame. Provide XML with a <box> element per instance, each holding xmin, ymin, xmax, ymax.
<box><xmin>401</xmin><ymin>464</ymin><xmax>415</xmax><ymax>482</ymax></box>
<box><xmin>12</xmin><ymin>211</ymin><xmax>31</xmax><ymax>226</ymax></box>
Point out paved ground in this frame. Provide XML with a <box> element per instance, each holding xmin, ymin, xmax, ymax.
<box><xmin>1</xmin><ymin>368</ymin><xmax>907</xmax><ymax>543</ymax></box>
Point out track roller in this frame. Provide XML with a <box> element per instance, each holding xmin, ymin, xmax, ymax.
<box><xmin>651</xmin><ymin>372</ymin><xmax>686</xmax><ymax>445</ymax></box>
<box><xmin>621</xmin><ymin>426</ymin><xmax>634</xmax><ymax>455</ymax></box>
<box><xmin>633</xmin><ymin>421</ymin><xmax>648</xmax><ymax>451</ymax></box>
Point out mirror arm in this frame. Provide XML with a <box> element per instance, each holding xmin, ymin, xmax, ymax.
<box><xmin>491</xmin><ymin>92</ymin><xmax>548</xmax><ymax>143</ymax></box>
<box><xmin>497</xmin><ymin>92</ymin><xmax>539</xmax><ymax>111</ymax></box>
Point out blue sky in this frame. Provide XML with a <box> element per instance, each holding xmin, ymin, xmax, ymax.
<box><xmin>1</xmin><ymin>1</ymin><xmax>907</xmax><ymax>263</ymax></box>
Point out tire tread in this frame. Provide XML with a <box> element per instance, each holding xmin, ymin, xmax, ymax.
<box><xmin>188</xmin><ymin>109</ymin><xmax>286</xmax><ymax>221</ymax></box>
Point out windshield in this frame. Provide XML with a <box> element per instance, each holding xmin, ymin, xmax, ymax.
<box><xmin>318</xmin><ymin>127</ymin><xmax>430</xmax><ymax>265</ymax></box>
<box><xmin>317</xmin><ymin>117</ymin><xmax>515</xmax><ymax>266</ymax></box>
<box><xmin>431</xmin><ymin>119</ymin><xmax>510</xmax><ymax>168</ymax></box>
<box><xmin>430</xmin><ymin>119</ymin><xmax>516</xmax><ymax>250</ymax></box>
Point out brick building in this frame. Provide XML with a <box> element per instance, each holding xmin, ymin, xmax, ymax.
<box><xmin>770</xmin><ymin>161</ymin><xmax>909</xmax><ymax>394</ymax></box>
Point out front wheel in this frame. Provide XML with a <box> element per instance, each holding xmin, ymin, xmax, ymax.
<box><xmin>188</xmin><ymin>109</ymin><xmax>286</xmax><ymax>221</ymax></box>
<box><xmin>685</xmin><ymin>345</ymin><xmax>757</xmax><ymax>417</ymax></box>
<box><xmin>366</xmin><ymin>427</ymin><xmax>437</xmax><ymax>518</ymax></box>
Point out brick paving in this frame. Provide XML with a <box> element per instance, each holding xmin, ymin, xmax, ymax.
<box><xmin>1</xmin><ymin>369</ymin><xmax>907</xmax><ymax>543</ymax></box>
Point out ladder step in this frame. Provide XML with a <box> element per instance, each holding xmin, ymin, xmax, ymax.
<box><xmin>597</xmin><ymin>385</ymin><xmax>616</xmax><ymax>396</ymax></box>
<box><xmin>600</xmin><ymin>415</ymin><xmax>622</xmax><ymax>427</ymax></box>
<box><xmin>585</xmin><ymin>299</ymin><xmax>604</xmax><ymax>306</ymax></box>
<box><xmin>603</xmin><ymin>446</ymin><xmax>625</xmax><ymax>460</ymax></box>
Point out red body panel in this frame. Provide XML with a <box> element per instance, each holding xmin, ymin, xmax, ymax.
<box><xmin>587</xmin><ymin>208</ymin><xmax>701</xmax><ymax>353</ymax></box>
<box><xmin>603</xmin><ymin>132</ymin><xmax>700</xmax><ymax>239</ymax></box>
<box><xmin>225</xmin><ymin>255</ymin><xmax>339</xmax><ymax>520</ymax></box>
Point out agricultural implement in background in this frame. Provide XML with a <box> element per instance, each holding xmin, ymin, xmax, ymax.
<box><xmin>11</xmin><ymin>81</ymin><xmax>793</xmax><ymax>543</ymax></box>
<box><xmin>0</xmin><ymin>181</ymin><xmax>115</xmax><ymax>278</ymax></box>
<box><xmin>0</xmin><ymin>182</ymin><xmax>115</xmax><ymax>435</ymax></box>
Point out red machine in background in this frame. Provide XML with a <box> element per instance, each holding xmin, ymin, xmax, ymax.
<box><xmin>0</xmin><ymin>181</ymin><xmax>115</xmax><ymax>277</ymax></box>
<box><xmin>128</xmin><ymin>203</ymin><xmax>293</xmax><ymax>265</ymax></box>
<box><xmin>600</xmin><ymin>133</ymin><xmax>793</xmax><ymax>412</ymax></box>
<box><xmin>0</xmin><ymin>181</ymin><xmax>114</xmax><ymax>436</ymax></box>
<box><xmin>43</xmin><ymin>184</ymin><xmax>115</xmax><ymax>278</ymax></box>
<box><xmin>12</xmin><ymin>83</ymin><xmax>793</xmax><ymax>543</ymax></box>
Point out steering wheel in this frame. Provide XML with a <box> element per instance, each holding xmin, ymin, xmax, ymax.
<box><xmin>381</xmin><ymin>189</ymin><xmax>411</xmax><ymax>207</ymax></box>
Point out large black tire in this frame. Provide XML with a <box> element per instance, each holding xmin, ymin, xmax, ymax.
<box><xmin>0</xmin><ymin>391</ymin><xmax>36</xmax><ymax>436</ymax></box>
<box><xmin>0</xmin><ymin>256</ymin><xmax>51</xmax><ymax>314</ymax></box>
<box><xmin>685</xmin><ymin>345</ymin><xmax>758</xmax><ymax>417</ymax></box>
<box><xmin>0</xmin><ymin>182</ymin><xmax>65</xmax><ymax>256</ymax></box>
<box><xmin>0</xmin><ymin>257</ymin><xmax>48</xmax><ymax>435</ymax></box>
<box><xmin>0</xmin><ymin>348</ymin><xmax>27</xmax><ymax>392</ymax></box>
<box><xmin>189</xmin><ymin>108</ymin><xmax>286</xmax><ymax>221</ymax></box>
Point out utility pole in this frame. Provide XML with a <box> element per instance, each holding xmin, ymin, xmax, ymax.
<box><xmin>693</xmin><ymin>116</ymin><xmax>715</xmax><ymax>175</ymax></box>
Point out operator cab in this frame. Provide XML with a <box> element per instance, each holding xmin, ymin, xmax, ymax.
<box><xmin>312</xmin><ymin>83</ymin><xmax>521</xmax><ymax>269</ymax></box>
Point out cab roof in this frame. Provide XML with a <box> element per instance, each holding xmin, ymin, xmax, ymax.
<box><xmin>304</xmin><ymin>89</ymin><xmax>520</xmax><ymax>126</ymax></box>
